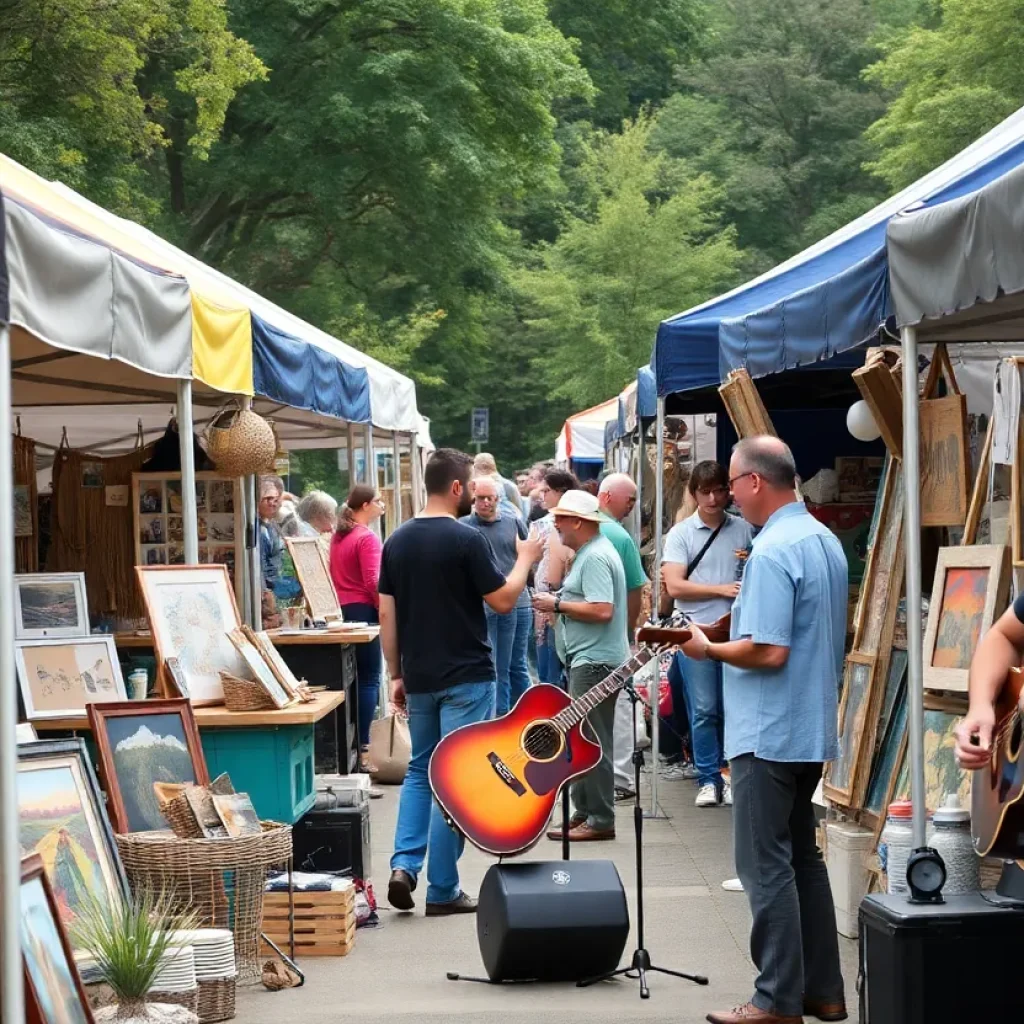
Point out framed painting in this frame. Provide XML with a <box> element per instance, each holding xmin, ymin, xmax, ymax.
<box><xmin>244</xmin><ymin>627</ymin><xmax>302</xmax><ymax>700</ymax></box>
<box><xmin>919</xmin><ymin>393</ymin><xmax>970</xmax><ymax>527</ymax></box>
<box><xmin>87</xmin><ymin>699</ymin><xmax>210</xmax><ymax>834</ymax></box>
<box><xmin>862</xmin><ymin>654</ymin><xmax>909</xmax><ymax>824</ymax></box>
<box><xmin>16</xmin><ymin>740</ymin><xmax>128</xmax><ymax>963</ymax></box>
<box><xmin>136</xmin><ymin>564</ymin><xmax>248</xmax><ymax>704</ymax></box>
<box><xmin>825</xmin><ymin>654</ymin><xmax>874</xmax><ymax>803</ymax></box>
<box><xmin>923</xmin><ymin>545</ymin><xmax>1010</xmax><ymax>692</ymax></box>
<box><xmin>20</xmin><ymin>853</ymin><xmax>96</xmax><ymax>1024</ymax></box>
<box><xmin>14</xmin><ymin>573</ymin><xmax>89</xmax><ymax>639</ymax></box>
<box><xmin>227</xmin><ymin>629</ymin><xmax>292</xmax><ymax>709</ymax></box>
<box><xmin>15</xmin><ymin>636</ymin><xmax>127</xmax><ymax>721</ymax></box>
<box><xmin>285</xmin><ymin>536</ymin><xmax>342</xmax><ymax>621</ymax></box>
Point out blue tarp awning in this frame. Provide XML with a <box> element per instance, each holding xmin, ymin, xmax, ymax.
<box><xmin>653</xmin><ymin>105</ymin><xmax>1024</xmax><ymax>397</ymax></box>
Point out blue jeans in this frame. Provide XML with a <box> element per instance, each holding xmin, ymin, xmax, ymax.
<box><xmin>340</xmin><ymin>602</ymin><xmax>380</xmax><ymax>749</ymax></box>
<box><xmin>536</xmin><ymin>623</ymin><xmax>562</xmax><ymax>684</ymax></box>
<box><xmin>391</xmin><ymin>681</ymin><xmax>495</xmax><ymax>904</ymax></box>
<box><xmin>486</xmin><ymin>604</ymin><xmax>532</xmax><ymax>716</ymax></box>
<box><xmin>677</xmin><ymin>652</ymin><xmax>724</xmax><ymax>789</ymax></box>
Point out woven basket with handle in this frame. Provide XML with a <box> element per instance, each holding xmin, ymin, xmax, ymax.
<box><xmin>219</xmin><ymin>671</ymin><xmax>277</xmax><ymax>713</ymax></box>
<box><xmin>204</xmin><ymin>404</ymin><xmax>276</xmax><ymax>478</ymax></box>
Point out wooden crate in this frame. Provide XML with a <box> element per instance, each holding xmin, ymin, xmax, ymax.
<box><xmin>261</xmin><ymin>888</ymin><xmax>357</xmax><ymax>957</ymax></box>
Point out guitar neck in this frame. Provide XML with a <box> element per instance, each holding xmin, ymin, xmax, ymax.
<box><xmin>553</xmin><ymin>647</ymin><xmax>658</xmax><ymax>731</ymax></box>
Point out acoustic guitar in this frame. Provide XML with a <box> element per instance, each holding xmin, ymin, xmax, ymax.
<box><xmin>428</xmin><ymin>618</ymin><xmax>691</xmax><ymax>857</ymax></box>
<box><xmin>972</xmin><ymin>666</ymin><xmax>1024</xmax><ymax>858</ymax></box>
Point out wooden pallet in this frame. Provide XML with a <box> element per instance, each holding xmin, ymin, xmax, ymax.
<box><xmin>261</xmin><ymin>888</ymin><xmax>357</xmax><ymax>957</ymax></box>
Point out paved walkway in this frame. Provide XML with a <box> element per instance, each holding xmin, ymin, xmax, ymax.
<box><xmin>239</xmin><ymin>772</ymin><xmax>857</xmax><ymax>1024</ymax></box>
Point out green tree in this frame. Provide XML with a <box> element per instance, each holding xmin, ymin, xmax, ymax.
<box><xmin>515</xmin><ymin>115</ymin><xmax>743</xmax><ymax>409</ymax></box>
<box><xmin>865</xmin><ymin>0</ymin><xmax>1024</xmax><ymax>189</ymax></box>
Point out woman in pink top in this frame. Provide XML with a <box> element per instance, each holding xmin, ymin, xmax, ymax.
<box><xmin>330</xmin><ymin>484</ymin><xmax>385</xmax><ymax>759</ymax></box>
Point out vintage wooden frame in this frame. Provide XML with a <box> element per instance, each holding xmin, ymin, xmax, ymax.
<box><xmin>923</xmin><ymin>545</ymin><xmax>1010</xmax><ymax>693</ymax></box>
<box><xmin>20</xmin><ymin>852</ymin><xmax>97</xmax><ymax>1024</ymax></box>
<box><xmin>1012</xmin><ymin>417</ymin><xmax>1024</xmax><ymax>566</ymax></box>
<box><xmin>242</xmin><ymin>626</ymin><xmax>302</xmax><ymax>699</ymax></box>
<box><xmin>15</xmin><ymin>634</ymin><xmax>127</xmax><ymax>721</ymax></box>
<box><xmin>136</xmin><ymin>563</ymin><xmax>246</xmax><ymax>704</ymax></box>
<box><xmin>285</xmin><ymin>536</ymin><xmax>342</xmax><ymax>622</ymax></box>
<box><xmin>227</xmin><ymin>628</ymin><xmax>293</xmax><ymax>708</ymax></box>
<box><xmin>13</xmin><ymin>572</ymin><xmax>90</xmax><ymax>639</ymax></box>
<box><xmin>852</xmin><ymin>349</ymin><xmax>903</xmax><ymax>458</ymax></box>
<box><xmin>87</xmin><ymin>698</ymin><xmax>210</xmax><ymax>833</ymax></box>
<box><xmin>962</xmin><ymin>414</ymin><xmax>995</xmax><ymax>546</ymax></box>
<box><xmin>718</xmin><ymin>368</ymin><xmax>776</xmax><ymax>438</ymax></box>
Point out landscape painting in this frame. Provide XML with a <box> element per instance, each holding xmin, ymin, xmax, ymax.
<box><xmin>15</xmin><ymin>637</ymin><xmax>126</xmax><ymax>720</ymax></box>
<box><xmin>14</xmin><ymin>573</ymin><xmax>89</xmax><ymax>639</ymax></box>
<box><xmin>932</xmin><ymin>567</ymin><xmax>989</xmax><ymax>670</ymax></box>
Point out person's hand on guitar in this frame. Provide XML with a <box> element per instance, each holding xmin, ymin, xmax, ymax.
<box><xmin>954</xmin><ymin>703</ymin><xmax>995</xmax><ymax>771</ymax></box>
<box><xmin>389</xmin><ymin>675</ymin><xmax>407</xmax><ymax>715</ymax></box>
<box><xmin>679</xmin><ymin>622</ymin><xmax>711</xmax><ymax>661</ymax></box>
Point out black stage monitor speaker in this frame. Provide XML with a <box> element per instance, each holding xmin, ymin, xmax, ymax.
<box><xmin>477</xmin><ymin>860</ymin><xmax>629</xmax><ymax>982</ymax></box>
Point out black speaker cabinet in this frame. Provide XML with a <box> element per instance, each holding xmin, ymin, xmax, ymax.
<box><xmin>859</xmin><ymin>892</ymin><xmax>1024</xmax><ymax>1022</ymax></box>
<box><xmin>292</xmin><ymin>803</ymin><xmax>371</xmax><ymax>880</ymax></box>
<box><xmin>477</xmin><ymin>860</ymin><xmax>629</xmax><ymax>982</ymax></box>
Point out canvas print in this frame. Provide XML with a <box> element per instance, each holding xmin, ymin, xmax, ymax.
<box><xmin>286</xmin><ymin>537</ymin><xmax>341</xmax><ymax>620</ymax></box>
<box><xmin>17</xmin><ymin>743</ymin><xmax>125</xmax><ymax>938</ymax></box>
<box><xmin>827</xmin><ymin>660</ymin><xmax>872</xmax><ymax>795</ymax></box>
<box><xmin>139</xmin><ymin>484</ymin><xmax>163</xmax><ymax>514</ymax></box>
<box><xmin>228</xmin><ymin>629</ymin><xmax>291</xmax><ymax>708</ymax></box>
<box><xmin>80</xmin><ymin>462</ymin><xmax>104</xmax><ymax>489</ymax></box>
<box><xmin>15</xmin><ymin>483</ymin><xmax>33</xmax><ymax>537</ymax></box>
<box><xmin>185</xmin><ymin>786</ymin><xmax>228</xmax><ymax>839</ymax></box>
<box><xmin>932</xmin><ymin>567</ymin><xmax>990</xmax><ymax>670</ymax></box>
<box><xmin>891</xmin><ymin>707</ymin><xmax>969</xmax><ymax>813</ymax></box>
<box><xmin>212</xmin><ymin>792</ymin><xmax>261</xmax><ymax>837</ymax></box>
<box><xmin>15</xmin><ymin>637</ymin><xmax>126</xmax><ymax>720</ymax></box>
<box><xmin>835</xmin><ymin>457</ymin><xmax>883</xmax><ymax>503</ymax></box>
<box><xmin>207</xmin><ymin>481</ymin><xmax>234</xmax><ymax>513</ymax></box>
<box><xmin>21</xmin><ymin>868</ymin><xmax>93</xmax><ymax>1024</ymax></box>
<box><xmin>860</xmin><ymin>471</ymin><xmax>904</xmax><ymax>655</ymax></box>
<box><xmin>14</xmin><ymin>574</ymin><xmax>89</xmax><ymax>639</ymax></box>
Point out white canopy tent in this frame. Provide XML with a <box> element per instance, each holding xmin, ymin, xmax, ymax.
<box><xmin>555</xmin><ymin>396</ymin><xmax>619</xmax><ymax>466</ymax></box>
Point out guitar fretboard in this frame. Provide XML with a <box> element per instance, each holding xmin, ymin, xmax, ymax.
<box><xmin>551</xmin><ymin>648</ymin><xmax>657</xmax><ymax>731</ymax></box>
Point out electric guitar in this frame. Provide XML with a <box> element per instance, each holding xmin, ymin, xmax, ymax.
<box><xmin>428</xmin><ymin>617</ymin><xmax>691</xmax><ymax>857</ymax></box>
<box><xmin>971</xmin><ymin>666</ymin><xmax>1024</xmax><ymax>858</ymax></box>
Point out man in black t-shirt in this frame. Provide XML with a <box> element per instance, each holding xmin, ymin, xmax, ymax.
<box><xmin>380</xmin><ymin>448</ymin><xmax>541</xmax><ymax>916</ymax></box>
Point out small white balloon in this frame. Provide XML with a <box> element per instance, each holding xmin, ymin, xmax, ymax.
<box><xmin>847</xmin><ymin>400</ymin><xmax>881</xmax><ymax>442</ymax></box>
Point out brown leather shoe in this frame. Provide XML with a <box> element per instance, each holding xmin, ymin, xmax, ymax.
<box><xmin>706</xmin><ymin>1003</ymin><xmax>803</xmax><ymax>1024</ymax></box>
<box><xmin>561</xmin><ymin>822</ymin><xmax>615</xmax><ymax>842</ymax></box>
<box><xmin>387</xmin><ymin>869</ymin><xmax>416</xmax><ymax>910</ymax></box>
<box><xmin>425</xmin><ymin>891</ymin><xmax>477</xmax><ymax>916</ymax></box>
<box><xmin>546</xmin><ymin>814</ymin><xmax>587</xmax><ymax>839</ymax></box>
<box><xmin>803</xmin><ymin>999</ymin><xmax>847</xmax><ymax>1022</ymax></box>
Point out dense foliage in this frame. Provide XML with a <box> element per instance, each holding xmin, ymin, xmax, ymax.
<box><xmin>2</xmin><ymin>0</ymin><xmax>1021</xmax><ymax>469</ymax></box>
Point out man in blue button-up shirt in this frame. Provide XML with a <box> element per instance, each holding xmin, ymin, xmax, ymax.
<box><xmin>683</xmin><ymin>437</ymin><xmax>847</xmax><ymax>1024</ymax></box>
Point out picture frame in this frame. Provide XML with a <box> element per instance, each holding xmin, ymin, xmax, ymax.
<box><xmin>227</xmin><ymin>629</ymin><xmax>292</xmax><ymax>709</ymax></box>
<box><xmin>17</xmin><ymin>739</ymin><xmax>129</xmax><ymax>966</ymax></box>
<box><xmin>163</xmin><ymin>656</ymin><xmax>189</xmax><ymax>699</ymax></box>
<box><xmin>20</xmin><ymin>852</ymin><xmax>96</xmax><ymax>1024</ymax></box>
<box><xmin>923</xmin><ymin>545</ymin><xmax>1010</xmax><ymax>693</ymax></box>
<box><xmin>835</xmin><ymin>457</ymin><xmax>884</xmax><ymax>504</ymax></box>
<box><xmin>14</xmin><ymin>573</ymin><xmax>90</xmax><ymax>639</ymax></box>
<box><xmin>242</xmin><ymin>626</ymin><xmax>302</xmax><ymax>700</ymax></box>
<box><xmin>212</xmin><ymin>792</ymin><xmax>261</xmax><ymax>838</ymax></box>
<box><xmin>136</xmin><ymin>564</ymin><xmax>249</xmax><ymax>704</ymax></box>
<box><xmin>919</xmin><ymin>394</ymin><xmax>971</xmax><ymax>527</ymax></box>
<box><xmin>285</xmin><ymin>536</ymin><xmax>342</xmax><ymax>622</ymax></box>
<box><xmin>87</xmin><ymin>698</ymin><xmax>210</xmax><ymax>834</ymax></box>
<box><xmin>15</xmin><ymin>635</ymin><xmax>127</xmax><ymax>721</ymax></box>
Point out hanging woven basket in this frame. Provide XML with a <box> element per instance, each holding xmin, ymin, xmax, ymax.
<box><xmin>203</xmin><ymin>404</ymin><xmax>277</xmax><ymax>478</ymax></box>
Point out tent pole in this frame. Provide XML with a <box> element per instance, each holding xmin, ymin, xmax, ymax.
<box><xmin>650</xmin><ymin>396</ymin><xmax>666</xmax><ymax>818</ymax></box>
<box><xmin>176</xmin><ymin>379</ymin><xmax>199</xmax><ymax>564</ymax></box>
<box><xmin>0</xmin><ymin>322</ymin><xmax>24</xmax><ymax>1024</ymax></box>
<box><xmin>392</xmin><ymin>431</ymin><xmax>403</xmax><ymax>528</ymax></box>
<box><xmin>633</xmin><ymin>423</ymin><xmax>644</xmax><ymax>547</ymax></box>
<box><xmin>243</xmin><ymin>398</ymin><xmax>261</xmax><ymax>628</ymax></box>
<box><xmin>364</xmin><ymin>424</ymin><xmax>378</xmax><ymax>536</ymax></box>
<box><xmin>901</xmin><ymin>326</ymin><xmax>927</xmax><ymax>851</ymax></box>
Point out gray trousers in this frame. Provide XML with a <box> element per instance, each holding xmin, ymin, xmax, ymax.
<box><xmin>569</xmin><ymin>662</ymin><xmax>617</xmax><ymax>831</ymax></box>
<box><xmin>731</xmin><ymin>754</ymin><xmax>845</xmax><ymax>1017</ymax></box>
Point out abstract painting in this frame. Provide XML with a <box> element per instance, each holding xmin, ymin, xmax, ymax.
<box><xmin>20</xmin><ymin>854</ymin><xmax>95</xmax><ymax>1024</ymax></box>
<box><xmin>137</xmin><ymin>565</ymin><xmax>248</xmax><ymax>703</ymax></box>
<box><xmin>17</xmin><ymin>740</ymin><xmax>127</xmax><ymax>949</ymax></box>
<box><xmin>15</xmin><ymin>636</ymin><xmax>127</xmax><ymax>720</ymax></box>
<box><xmin>88</xmin><ymin>699</ymin><xmax>210</xmax><ymax>834</ymax></box>
<box><xmin>14</xmin><ymin>574</ymin><xmax>89</xmax><ymax>639</ymax></box>
<box><xmin>924</xmin><ymin>546</ymin><xmax>1010</xmax><ymax>691</ymax></box>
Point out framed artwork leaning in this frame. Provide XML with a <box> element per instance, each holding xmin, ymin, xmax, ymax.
<box><xmin>16</xmin><ymin>739</ymin><xmax>129</xmax><ymax>965</ymax></box>
<box><xmin>15</xmin><ymin>635</ymin><xmax>127</xmax><ymax>721</ymax></box>
<box><xmin>923</xmin><ymin>545</ymin><xmax>1010</xmax><ymax>692</ymax></box>
<box><xmin>21</xmin><ymin>852</ymin><xmax>96</xmax><ymax>1024</ymax></box>
<box><xmin>14</xmin><ymin>573</ymin><xmax>90</xmax><ymax>639</ymax></box>
<box><xmin>136</xmin><ymin>564</ymin><xmax>249</xmax><ymax>704</ymax></box>
<box><xmin>285</xmin><ymin>536</ymin><xmax>342</xmax><ymax>622</ymax></box>
<box><xmin>227</xmin><ymin>629</ymin><xmax>292</xmax><ymax>709</ymax></box>
<box><xmin>87</xmin><ymin>698</ymin><xmax>210</xmax><ymax>834</ymax></box>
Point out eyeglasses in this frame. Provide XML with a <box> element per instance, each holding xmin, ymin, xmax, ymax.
<box><xmin>696</xmin><ymin>486</ymin><xmax>729</xmax><ymax>497</ymax></box>
<box><xmin>474</xmin><ymin>495</ymin><xmax>497</xmax><ymax>503</ymax></box>
<box><xmin>728</xmin><ymin>472</ymin><xmax>755</xmax><ymax>489</ymax></box>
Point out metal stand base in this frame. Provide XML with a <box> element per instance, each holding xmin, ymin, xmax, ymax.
<box><xmin>984</xmin><ymin>861</ymin><xmax>1024</xmax><ymax>908</ymax></box>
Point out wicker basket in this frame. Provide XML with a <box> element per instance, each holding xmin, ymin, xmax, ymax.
<box><xmin>147</xmin><ymin>989</ymin><xmax>198</xmax><ymax>1015</ymax></box>
<box><xmin>204</xmin><ymin>406</ymin><xmax>276</xmax><ymax>478</ymax></box>
<box><xmin>219</xmin><ymin>671</ymin><xmax>277</xmax><ymax>712</ymax></box>
<box><xmin>161</xmin><ymin>792</ymin><xmax>204</xmax><ymax>839</ymax></box>
<box><xmin>197</xmin><ymin>978</ymin><xmax>236</xmax><ymax>1023</ymax></box>
<box><xmin>116</xmin><ymin>824</ymin><xmax>292</xmax><ymax>983</ymax></box>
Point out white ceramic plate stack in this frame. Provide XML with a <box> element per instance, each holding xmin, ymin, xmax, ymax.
<box><xmin>170</xmin><ymin>929</ymin><xmax>236</xmax><ymax>982</ymax></box>
<box><xmin>149</xmin><ymin>945</ymin><xmax>197</xmax><ymax>994</ymax></box>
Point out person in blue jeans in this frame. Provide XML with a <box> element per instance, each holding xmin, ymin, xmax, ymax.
<box><xmin>662</xmin><ymin>461</ymin><xmax>752</xmax><ymax>808</ymax></box>
<box><xmin>379</xmin><ymin>448</ymin><xmax>541</xmax><ymax>915</ymax></box>
<box><xmin>461</xmin><ymin>475</ymin><xmax>532</xmax><ymax>715</ymax></box>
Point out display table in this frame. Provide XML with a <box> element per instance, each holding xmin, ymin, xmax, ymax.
<box><xmin>33</xmin><ymin>691</ymin><xmax>346</xmax><ymax>824</ymax></box>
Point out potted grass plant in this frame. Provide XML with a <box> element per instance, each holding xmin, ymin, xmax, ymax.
<box><xmin>71</xmin><ymin>890</ymin><xmax>200</xmax><ymax>1023</ymax></box>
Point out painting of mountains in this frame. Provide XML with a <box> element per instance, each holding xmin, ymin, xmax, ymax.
<box><xmin>104</xmin><ymin>714</ymin><xmax>199</xmax><ymax>832</ymax></box>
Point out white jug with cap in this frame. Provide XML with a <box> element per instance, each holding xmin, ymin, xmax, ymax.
<box><xmin>928</xmin><ymin>793</ymin><xmax>980</xmax><ymax>894</ymax></box>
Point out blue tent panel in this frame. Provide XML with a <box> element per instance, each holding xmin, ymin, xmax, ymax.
<box><xmin>654</xmin><ymin>129</ymin><xmax>1024</xmax><ymax>396</ymax></box>
<box><xmin>636</xmin><ymin>365</ymin><xmax>656</xmax><ymax>418</ymax></box>
<box><xmin>252</xmin><ymin>313</ymin><xmax>371</xmax><ymax>423</ymax></box>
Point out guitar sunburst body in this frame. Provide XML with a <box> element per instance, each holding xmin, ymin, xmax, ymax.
<box><xmin>429</xmin><ymin>684</ymin><xmax>601</xmax><ymax>856</ymax></box>
<box><xmin>972</xmin><ymin>667</ymin><xmax>1024</xmax><ymax>858</ymax></box>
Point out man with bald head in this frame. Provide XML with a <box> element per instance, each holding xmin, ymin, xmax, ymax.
<box><xmin>682</xmin><ymin>437</ymin><xmax>847</xmax><ymax>1024</ymax></box>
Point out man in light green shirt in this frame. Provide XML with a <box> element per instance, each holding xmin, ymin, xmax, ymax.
<box><xmin>532</xmin><ymin>490</ymin><xmax>627</xmax><ymax>841</ymax></box>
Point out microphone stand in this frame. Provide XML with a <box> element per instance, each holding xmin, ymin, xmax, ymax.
<box><xmin>577</xmin><ymin>675</ymin><xmax>708</xmax><ymax>999</ymax></box>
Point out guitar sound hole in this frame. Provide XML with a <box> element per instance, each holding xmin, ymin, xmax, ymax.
<box><xmin>523</xmin><ymin>721</ymin><xmax>562</xmax><ymax>761</ymax></box>
<box><xmin>1007</xmin><ymin>716</ymin><xmax>1023</xmax><ymax>763</ymax></box>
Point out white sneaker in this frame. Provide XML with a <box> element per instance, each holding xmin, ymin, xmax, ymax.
<box><xmin>722</xmin><ymin>781</ymin><xmax>733</xmax><ymax>806</ymax></box>
<box><xmin>721</xmin><ymin>878</ymin><xmax>744</xmax><ymax>892</ymax></box>
<box><xmin>695</xmin><ymin>783</ymin><xmax>720</xmax><ymax>807</ymax></box>
<box><xmin>660</xmin><ymin>764</ymin><xmax>690</xmax><ymax>781</ymax></box>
